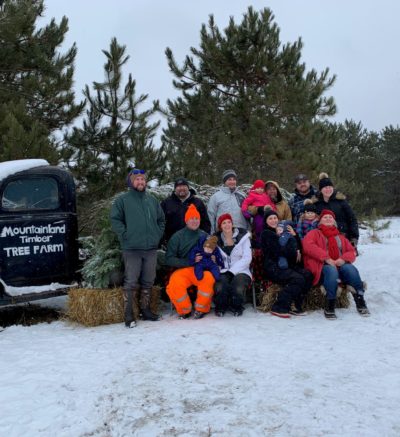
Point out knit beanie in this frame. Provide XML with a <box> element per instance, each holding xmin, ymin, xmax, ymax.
<box><xmin>304</xmin><ymin>199</ymin><xmax>317</xmax><ymax>214</ymax></box>
<box><xmin>319</xmin><ymin>172</ymin><xmax>334</xmax><ymax>190</ymax></box>
<box><xmin>185</xmin><ymin>204</ymin><xmax>200</xmax><ymax>222</ymax></box>
<box><xmin>252</xmin><ymin>179</ymin><xmax>265</xmax><ymax>190</ymax></box>
<box><xmin>217</xmin><ymin>213</ymin><xmax>233</xmax><ymax>230</ymax></box>
<box><xmin>203</xmin><ymin>235</ymin><xmax>218</xmax><ymax>251</ymax></box>
<box><xmin>174</xmin><ymin>177</ymin><xmax>189</xmax><ymax>188</ymax></box>
<box><xmin>264</xmin><ymin>206</ymin><xmax>278</xmax><ymax>221</ymax></box>
<box><xmin>222</xmin><ymin>169</ymin><xmax>237</xmax><ymax>183</ymax></box>
<box><xmin>319</xmin><ymin>209</ymin><xmax>335</xmax><ymax>220</ymax></box>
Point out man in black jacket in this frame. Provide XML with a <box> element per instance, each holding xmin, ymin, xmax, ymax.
<box><xmin>161</xmin><ymin>177</ymin><xmax>211</xmax><ymax>244</ymax></box>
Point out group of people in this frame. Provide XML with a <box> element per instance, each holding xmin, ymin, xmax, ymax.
<box><xmin>110</xmin><ymin>168</ymin><xmax>370</xmax><ymax>328</ymax></box>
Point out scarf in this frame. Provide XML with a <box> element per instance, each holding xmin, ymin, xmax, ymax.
<box><xmin>319</xmin><ymin>224</ymin><xmax>341</xmax><ymax>260</ymax></box>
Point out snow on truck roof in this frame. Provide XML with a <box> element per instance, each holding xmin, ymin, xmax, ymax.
<box><xmin>0</xmin><ymin>159</ymin><xmax>49</xmax><ymax>182</ymax></box>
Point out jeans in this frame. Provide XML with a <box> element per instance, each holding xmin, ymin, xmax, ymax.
<box><xmin>321</xmin><ymin>263</ymin><xmax>364</xmax><ymax>299</ymax></box>
<box><xmin>122</xmin><ymin>249</ymin><xmax>157</xmax><ymax>322</ymax></box>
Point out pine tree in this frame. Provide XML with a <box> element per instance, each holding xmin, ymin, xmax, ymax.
<box><xmin>163</xmin><ymin>7</ymin><xmax>336</xmax><ymax>185</ymax></box>
<box><xmin>379</xmin><ymin>126</ymin><xmax>400</xmax><ymax>214</ymax></box>
<box><xmin>0</xmin><ymin>0</ymin><xmax>83</xmax><ymax>162</ymax></box>
<box><xmin>333</xmin><ymin>120</ymin><xmax>382</xmax><ymax>215</ymax></box>
<box><xmin>63</xmin><ymin>38</ymin><xmax>165</xmax><ymax>199</ymax></box>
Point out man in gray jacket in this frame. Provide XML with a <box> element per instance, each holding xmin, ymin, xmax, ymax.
<box><xmin>110</xmin><ymin>169</ymin><xmax>165</xmax><ymax>328</ymax></box>
<box><xmin>207</xmin><ymin>169</ymin><xmax>248</xmax><ymax>234</ymax></box>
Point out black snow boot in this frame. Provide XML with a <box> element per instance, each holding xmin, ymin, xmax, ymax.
<box><xmin>353</xmin><ymin>293</ymin><xmax>370</xmax><ymax>316</ymax></box>
<box><xmin>324</xmin><ymin>298</ymin><xmax>337</xmax><ymax>320</ymax></box>
<box><xmin>140</xmin><ymin>288</ymin><xmax>160</xmax><ymax>321</ymax></box>
<box><xmin>141</xmin><ymin>308</ymin><xmax>160</xmax><ymax>321</ymax></box>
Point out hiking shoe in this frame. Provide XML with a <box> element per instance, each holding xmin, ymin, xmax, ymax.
<box><xmin>353</xmin><ymin>294</ymin><xmax>370</xmax><ymax>316</ymax></box>
<box><xmin>193</xmin><ymin>310</ymin><xmax>206</xmax><ymax>319</ymax></box>
<box><xmin>215</xmin><ymin>311</ymin><xmax>225</xmax><ymax>317</ymax></box>
<box><xmin>270</xmin><ymin>310</ymin><xmax>290</xmax><ymax>319</ymax></box>
<box><xmin>125</xmin><ymin>320</ymin><xmax>137</xmax><ymax>328</ymax></box>
<box><xmin>178</xmin><ymin>312</ymin><xmax>191</xmax><ymax>320</ymax></box>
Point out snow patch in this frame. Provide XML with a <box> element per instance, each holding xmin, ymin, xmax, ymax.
<box><xmin>2</xmin><ymin>281</ymin><xmax>76</xmax><ymax>296</ymax></box>
<box><xmin>0</xmin><ymin>159</ymin><xmax>49</xmax><ymax>182</ymax></box>
<box><xmin>1</xmin><ymin>219</ymin><xmax>400</xmax><ymax>436</ymax></box>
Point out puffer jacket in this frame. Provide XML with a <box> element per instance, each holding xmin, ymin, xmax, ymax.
<box><xmin>207</xmin><ymin>186</ymin><xmax>248</xmax><ymax>234</ymax></box>
<box><xmin>241</xmin><ymin>191</ymin><xmax>276</xmax><ymax>248</ymax></box>
<box><xmin>302</xmin><ymin>228</ymin><xmax>357</xmax><ymax>285</ymax></box>
<box><xmin>265</xmin><ymin>180</ymin><xmax>292</xmax><ymax>221</ymax></box>
<box><xmin>311</xmin><ymin>191</ymin><xmax>359</xmax><ymax>241</ymax></box>
<box><xmin>260</xmin><ymin>225</ymin><xmax>299</xmax><ymax>276</ymax></box>
<box><xmin>215</xmin><ymin>229</ymin><xmax>252</xmax><ymax>278</ymax></box>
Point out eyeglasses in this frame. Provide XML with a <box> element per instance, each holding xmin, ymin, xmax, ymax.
<box><xmin>132</xmin><ymin>169</ymin><xmax>145</xmax><ymax>175</ymax></box>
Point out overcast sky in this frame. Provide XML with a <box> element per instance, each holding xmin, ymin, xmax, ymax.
<box><xmin>44</xmin><ymin>0</ymin><xmax>400</xmax><ymax>136</ymax></box>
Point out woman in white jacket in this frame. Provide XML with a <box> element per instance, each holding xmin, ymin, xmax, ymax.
<box><xmin>213</xmin><ymin>213</ymin><xmax>252</xmax><ymax>316</ymax></box>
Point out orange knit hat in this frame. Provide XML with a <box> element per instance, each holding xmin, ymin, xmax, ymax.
<box><xmin>185</xmin><ymin>204</ymin><xmax>200</xmax><ymax>222</ymax></box>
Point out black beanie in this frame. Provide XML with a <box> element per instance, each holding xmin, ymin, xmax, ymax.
<box><xmin>174</xmin><ymin>177</ymin><xmax>189</xmax><ymax>188</ymax></box>
<box><xmin>304</xmin><ymin>199</ymin><xmax>317</xmax><ymax>214</ymax></box>
<box><xmin>318</xmin><ymin>172</ymin><xmax>333</xmax><ymax>190</ymax></box>
<box><xmin>264</xmin><ymin>207</ymin><xmax>278</xmax><ymax>221</ymax></box>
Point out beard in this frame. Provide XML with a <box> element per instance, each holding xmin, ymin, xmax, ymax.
<box><xmin>134</xmin><ymin>184</ymin><xmax>146</xmax><ymax>192</ymax></box>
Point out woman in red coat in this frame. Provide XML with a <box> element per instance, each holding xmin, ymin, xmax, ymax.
<box><xmin>302</xmin><ymin>209</ymin><xmax>370</xmax><ymax>319</ymax></box>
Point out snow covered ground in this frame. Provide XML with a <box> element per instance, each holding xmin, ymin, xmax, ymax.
<box><xmin>1</xmin><ymin>219</ymin><xmax>400</xmax><ymax>437</ymax></box>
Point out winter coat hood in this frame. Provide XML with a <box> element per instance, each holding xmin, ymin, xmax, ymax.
<box><xmin>265</xmin><ymin>180</ymin><xmax>283</xmax><ymax>202</ymax></box>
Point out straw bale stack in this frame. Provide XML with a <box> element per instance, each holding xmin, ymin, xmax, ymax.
<box><xmin>67</xmin><ymin>286</ymin><xmax>161</xmax><ymax>327</ymax></box>
<box><xmin>258</xmin><ymin>283</ymin><xmax>350</xmax><ymax>313</ymax></box>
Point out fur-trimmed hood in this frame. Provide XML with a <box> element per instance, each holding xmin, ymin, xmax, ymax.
<box><xmin>311</xmin><ymin>190</ymin><xmax>346</xmax><ymax>203</ymax></box>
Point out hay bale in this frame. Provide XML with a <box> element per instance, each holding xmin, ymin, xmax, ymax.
<box><xmin>68</xmin><ymin>288</ymin><xmax>124</xmax><ymax>326</ymax></box>
<box><xmin>67</xmin><ymin>286</ymin><xmax>162</xmax><ymax>327</ymax></box>
<box><xmin>257</xmin><ymin>284</ymin><xmax>350</xmax><ymax>313</ymax></box>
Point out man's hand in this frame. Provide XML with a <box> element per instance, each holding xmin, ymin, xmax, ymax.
<box><xmin>194</xmin><ymin>254</ymin><xmax>203</xmax><ymax>263</ymax></box>
<box><xmin>211</xmin><ymin>255</ymin><xmax>216</xmax><ymax>263</ymax></box>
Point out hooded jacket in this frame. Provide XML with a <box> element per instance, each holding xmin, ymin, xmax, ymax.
<box><xmin>311</xmin><ymin>191</ymin><xmax>359</xmax><ymax>241</ymax></box>
<box><xmin>265</xmin><ymin>180</ymin><xmax>292</xmax><ymax>221</ymax></box>
<box><xmin>160</xmin><ymin>188</ymin><xmax>210</xmax><ymax>243</ymax></box>
<box><xmin>207</xmin><ymin>186</ymin><xmax>248</xmax><ymax>234</ymax></box>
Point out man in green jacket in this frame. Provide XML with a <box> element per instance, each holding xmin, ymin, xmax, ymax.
<box><xmin>110</xmin><ymin>169</ymin><xmax>165</xmax><ymax>328</ymax></box>
<box><xmin>165</xmin><ymin>204</ymin><xmax>215</xmax><ymax>319</ymax></box>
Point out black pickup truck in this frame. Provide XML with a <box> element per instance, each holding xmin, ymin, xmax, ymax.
<box><xmin>0</xmin><ymin>160</ymin><xmax>79</xmax><ymax>305</ymax></box>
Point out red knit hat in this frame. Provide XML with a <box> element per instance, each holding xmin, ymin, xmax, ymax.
<box><xmin>185</xmin><ymin>204</ymin><xmax>200</xmax><ymax>222</ymax></box>
<box><xmin>217</xmin><ymin>213</ymin><xmax>233</xmax><ymax>230</ymax></box>
<box><xmin>252</xmin><ymin>179</ymin><xmax>265</xmax><ymax>190</ymax></box>
<box><xmin>319</xmin><ymin>209</ymin><xmax>335</xmax><ymax>220</ymax></box>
